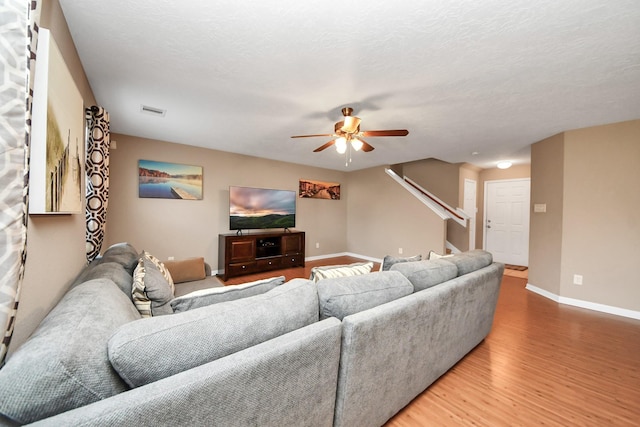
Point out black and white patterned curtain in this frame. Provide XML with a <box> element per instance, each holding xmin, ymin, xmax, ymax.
<box><xmin>85</xmin><ymin>106</ymin><xmax>110</xmax><ymax>262</ymax></box>
<box><xmin>0</xmin><ymin>0</ymin><xmax>39</xmax><ymax>366</ymax></box>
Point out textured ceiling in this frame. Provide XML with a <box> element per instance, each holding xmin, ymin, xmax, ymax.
<box><xmin>58</xmin><ymin>0</ymin><xmax>640</xmax><ymax>171</ymax></box>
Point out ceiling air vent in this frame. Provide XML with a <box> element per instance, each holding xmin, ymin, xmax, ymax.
<box><xmin>140</xmin><ymin>104</ymin><xmax>166</xmax><ymax>117</ymax></box>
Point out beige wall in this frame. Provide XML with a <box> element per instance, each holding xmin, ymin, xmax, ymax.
<box><xmin>476</xmin><ymin>164</ymin><xmax>531</xmax><ymax>249</ymax></box>
<box><xmin>529</xmin><ymin>133</ymin><xmax>564</xmax><ymax>295</ymax></box>
<box><xmin>106</xmin><ymin>135</ymin><xmax>349</xmax><ymax>267</ymax></box>
<box><xmin>529</xmin><ymin>119</ymin><xmax>640</xmax><ymax>312</ymax></box>
<box><xmin>346</xmin><ymin>166</ymin><xmax>447</xmax><ymax>259</ymax></box>
<box><xmin>400</xmin><ymin>158</ymin><xmax>467</xmax><ymax>251</ymax></box>
<box><xmin>402</xmin><ymin>158</ymin><xmax>459</xmax><ymax>206</ymax></box>
<box><xmin>11</xmin><ymin>0</ymin><xmax>97</xmax><ymax>355</ymax></box>
<box><xmin>560</xmin><ymin>120</ymin><xmax>640</xmax><ymax>310</ymax></box>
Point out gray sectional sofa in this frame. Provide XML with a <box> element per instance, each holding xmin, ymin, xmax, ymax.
<box><xmin>0</xmin><ymin>244</ymin><xmax>503</xmax><ymax>426</ymax></box>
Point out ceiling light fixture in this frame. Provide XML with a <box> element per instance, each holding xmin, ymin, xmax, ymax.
<box><xmin>335</xmin><ymin>137</ymin><xmax>347</xmax><ymax>154</ymax></box>
<box><xmin>351</xmin><ymin>138</ymin><xmax>363</xmax><ymax>152</ymax></box>
<box><xmin>497</xmin><ymin>161</ymin><xmax>513</xmax><ymax>169</ymax></box>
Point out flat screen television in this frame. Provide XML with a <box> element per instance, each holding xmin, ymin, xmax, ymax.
<box><xmin>229</xmin><ymin>186</ymin><xmax>296</xmax><ymax>230</ymax></box>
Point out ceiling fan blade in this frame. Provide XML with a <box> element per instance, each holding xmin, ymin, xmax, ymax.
<box><xmin>360</xmin><ymin>129</ymin><xmax>409</xmax><ymax>137</ymax></box>
<box><xmin>291</xmin><ymin>133</ymin><xmax>334</xmax><ymax>138</ymax></box>
<box><xmin>358</xmin><ymin>138</ymin><xmax>375</xmax><ymax>152</ymax></box>
<box><xmin>313</xmin><ymin>140</ymin><xmax>336</xmax><ymax>152</ymax></box>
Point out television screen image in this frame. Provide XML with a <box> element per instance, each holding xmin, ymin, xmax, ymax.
<box><xmin>229</xmin><ymin>186</ymin><xmax>296</xmax><ymax>230</ymax></box>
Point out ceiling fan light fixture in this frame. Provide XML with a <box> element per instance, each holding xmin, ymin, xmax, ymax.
<box><xmin>291</xmin><ymin>106</ymin><xmax>409</xmax><ymax>157</ymax></box>
<box><xmin>342</xmin><ymin>116</ymin><xmax>361</xmax><ymax>133</ymax></box>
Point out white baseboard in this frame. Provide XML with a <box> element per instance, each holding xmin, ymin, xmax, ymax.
<box><xmin>526</xmin><ymin>283</ymin><xmax>640</xmax><ymax>320</ymax></box>
<box><xmin>305</xmin><ymin>252</ymin><xmax>383</xmax><ymax>264</ymax></box>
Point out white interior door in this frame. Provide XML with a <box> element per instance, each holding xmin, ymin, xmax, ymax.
<box><xmin>463</xmin><ymin>179</ymin><xmax>477</xmax><ymax>250</ymax></box>
<box><xmin>484</xmin><ymin>179</ymin><xmax>530</xmax><ymax>266</ymax></box>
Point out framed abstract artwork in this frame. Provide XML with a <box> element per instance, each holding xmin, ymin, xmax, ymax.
<box><xmin>138</xmin><ymin>160</ymin><xmax>203</xmax><ymax>200</ymax></box>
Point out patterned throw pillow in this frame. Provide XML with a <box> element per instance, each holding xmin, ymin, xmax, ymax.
<box><xmin>131</xmin><ymin>251</ymin><xmax>175</xmax><ymax>317</ymax></box>
<box><xmin>428</xmin><ymin>250</ymin><xmax>453</xmax><ymax>260</ymax></box>
<box><xmin>309</xmin><ymin>262</ymin><xmax>374</xmax><ymax>283</ymax></box>
<box><xmin>380</xmin><ymin>254</ymin><xmax>422</xmax><ymax>271</ymax></box>
<box><xmin>143</xmin><ymin>251</ymin><xmax>175</xmax><ymax>292</ymax></box>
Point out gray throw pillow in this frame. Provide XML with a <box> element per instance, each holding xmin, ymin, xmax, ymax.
<box><xmin>317</xmin><ymin>271</ymin><xmax>413</xmax><ymax>320</ymax></box>
<box><xmin>91</xmin><ymin>242</ymin><xmax>140</xmax><ymax>274</ymax></box>
<box><xmin>445</xmin><ymin>250</ymin><xmax>493</xmax><ymax>276</ymax></box>
<box><xmin>0</xmin><ymin>279</ymin><xmax>141</xmax><ymax>424</ymax></box>
<box><xmin>171</xmin><ymin>276</ymin><xmax>285</xmax><ymax>312</ymax></box>
<box><xmin>109</xmin><ymin>278</ymin><xmax>319</xmax><ymax>387</ymax></box>
<box><xmin>381</xmin><ymin>254</ymin><xmax>422</xmax><ymax>271</ymax></box>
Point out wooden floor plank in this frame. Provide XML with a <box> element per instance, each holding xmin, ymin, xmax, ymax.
<box><xmin>386</xmin><ymin>275</ymin><xmax>640</xmax><ymax>426</ymax></box>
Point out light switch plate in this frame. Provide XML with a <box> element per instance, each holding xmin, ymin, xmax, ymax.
<box><xmin>534</xmin><ymin>203</ymin><xmax>547</xmax><ymax>213</ymax></box>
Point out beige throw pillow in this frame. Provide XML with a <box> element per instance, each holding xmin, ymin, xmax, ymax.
<box><xmin>163</xmin><ymin>257</ymin><xmax>206</xmax><ymax>284</ymax></box>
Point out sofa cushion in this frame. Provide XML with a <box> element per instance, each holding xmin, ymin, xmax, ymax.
<box><xmin>390</xmin><ymin>259</ymin><xmax>458</xmax><ymax>292</ymax></box>
<box><xmin>108</xmin><ymin>278</ymin><xmax>319</xmax><ymax>387</ymax></box>
<box><xmin>446</xmin><ymin>250</ymin><xmax>493</xmax><ymax>276</ymax></box>
<box><xmin>163</xmin><ymin>257</ymin><xmax>206</xmax><ymax>284</ymax></box>
<box><xmin>171</xmin><ymin>276</ymin><xmax>285</xmax><ymax>312</ymax></box>
<box><xmin>131</xmin><ymin>252</ymin><xmax>175</xmax><ymax>317</ymax></box>
<box><xmin>380</xmin><ymin>254</ymin><xmax>421</xmax><ymax>271</ymax></box>
<box><xmin>70</xmin><ymin>261</ymin><xmax>133</xmax><ymax>299</ymax></box>
<box><xmin>172</xmin><ymin>275</ymin><xmax>223</xmax><ymax>297</ymax></box>
<box><xmin>317</xmin><ymin>271</ymin><xmax>413</xmax><ymax>320</ymax></box>
<box><xmin>309</xmin><ymin>261</ymin><xmax>374</xmax><ymax>283</ymax></box>
<box><xmin>91</xmin><ymin>242</ymin><xmax>139</xmax><ymax>274</ymax></box>
<box><xmin>0</xmin><ymin>279</ymin><xmax>141</xmax><ymax>424</ymax></box>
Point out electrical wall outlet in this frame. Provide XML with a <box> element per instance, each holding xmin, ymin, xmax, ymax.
<box><xmin>573</xmin><ymin>274</ymin><xmax>583</xmax><ymax>285</ymax></box>
<box><xmin>168</xmin><ymin>256</ymin><xmax>175</xmax><ymax>261</ymax></box>
<box><xmin>398</xmin><ymin>248</ymin><xmax>403</xmax><ymax>255</ymax></box>
<box><xmin>315</xmin><ymin>242</ymin><xmax>320</xmax><ymax>249</ymax></box>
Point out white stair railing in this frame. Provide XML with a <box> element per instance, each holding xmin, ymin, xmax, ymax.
<box><xmin>385</xmin><ymin>168</ymin><xmax>469</xmax><ymax>227</ymax></box>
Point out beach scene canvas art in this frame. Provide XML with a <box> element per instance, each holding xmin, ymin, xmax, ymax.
<box><xmin>138</xmin><ymin>160</ymin><xmax>203</xmax><ymax>200</ymax></box>
<box><xmin>29</xmin><ymin>29</ymin><xmax>84</xmax><ymax>214</ymax></box>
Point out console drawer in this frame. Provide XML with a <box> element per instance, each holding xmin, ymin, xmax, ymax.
<box><xmin>257</xmin><ymin>257</ymin><xmax>282</xmax><ymax>270</ymax></box>
<box><xmin>282</xmin><ymin>255</ymin><xmax>303</xmax><ymax>267</ymax></box>
<box><xmin>228</xmin><ymin>261</ymin><xmax>257</xmax><ymax>276</ymax></box>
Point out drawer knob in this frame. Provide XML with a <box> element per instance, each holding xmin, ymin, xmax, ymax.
<box><xmin>242</xmin><ymin>265</ymin><xmax>246</xmax><ymax>269</ymax></box>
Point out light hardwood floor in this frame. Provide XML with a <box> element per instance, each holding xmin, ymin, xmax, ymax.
<box><xmin>221</xmin><ymin>258</ymin><xmax>640</xmax><ymax>426</ymax></box>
